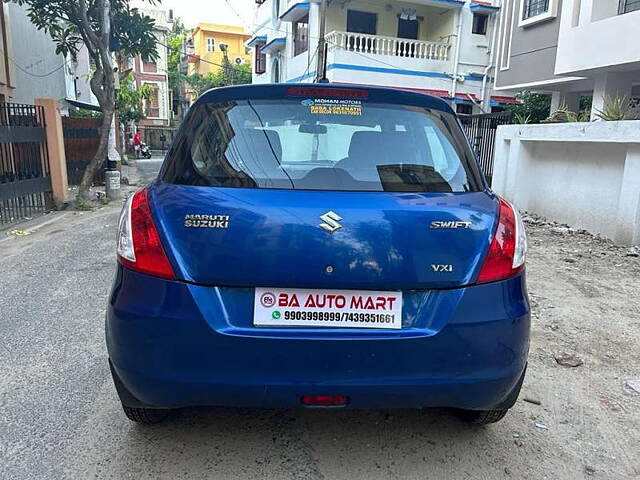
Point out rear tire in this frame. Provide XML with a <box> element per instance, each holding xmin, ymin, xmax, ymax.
<box><xmin>122</xmin><ymin>405</ymin><xmax>170</xmax><ymax>425</ymax></box>
<box><xmin>455</xmin><ymin>408</ymin><xmax>509</xmax><ymax>425</ymax></box>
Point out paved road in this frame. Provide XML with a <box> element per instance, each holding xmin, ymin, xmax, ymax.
<box><xmin>0</xmin><ymin>160</ymin><xmax>638</xmax><ymax>479</ymax></box>
<box><xmin>130</xmin><ymin>156</ymin><xmax>164</xmax><ymax>185</ymax></box>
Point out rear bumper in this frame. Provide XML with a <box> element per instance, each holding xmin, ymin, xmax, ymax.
<box><xmin>106</xmin><ymin>267</ymin><xmax>530</xmax><ymax>410</ymax></box>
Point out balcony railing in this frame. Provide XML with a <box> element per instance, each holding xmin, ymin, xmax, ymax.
<box><xmin>326</xmin><ymin>30</ymin><xmax>450</xmax><ymax>61</ymax></box>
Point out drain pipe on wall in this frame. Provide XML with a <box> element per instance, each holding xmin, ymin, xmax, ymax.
<box><xmin>481</xmin><ymin>1</ymin><xmax>502</xmax><ymax>112</ymax></box>
<box><xmin>450</xmin><ymin>8</ymin><xmax>464</xmax><ymax>104</ymax></box>
<box><xmin>315</xmin><ymin>0</ymin><xmax>329</xmax><ymax>83</ymax></box>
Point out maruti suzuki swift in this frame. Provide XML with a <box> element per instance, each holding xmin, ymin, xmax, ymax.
<box><xmin>106</xmin><ymin>84</ymin><xmax>530</xmax><ymax>425</ymax></box>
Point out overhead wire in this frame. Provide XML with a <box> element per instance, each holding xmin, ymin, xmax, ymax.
<box><xmin>302</xmin><ymin>42</ymin><xmax>320</xmax><ymax>80</ymax></box>
<box><xmin>156</xmin><ymin>40</ymin><xmax>228</xmax><ymax>70</ymax></box>
<box><xmin>0</xmin><ymin>46</ymin><xmax>79</xmax><ymax>78</ymax></box>
<box><xmin>13</xmin><ymin>61</ymin><xmax>68</xmax><ymax>78</ymax></box>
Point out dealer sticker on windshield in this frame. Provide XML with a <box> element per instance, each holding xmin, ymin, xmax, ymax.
<box><xmin>253</xmin><ymin>288</ymin><xmax>402</xmax><ymax>329</ymax></box>
<box><xmin>303</xmin><ymin>98</ymin><xmax>363</xmax><ymax>116</ymax></box>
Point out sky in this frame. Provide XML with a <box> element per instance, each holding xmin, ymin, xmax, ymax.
<box><xmin>132</xmin><ymin>0</ymin><xmax>257</xmax><ymax>29</ymax></box>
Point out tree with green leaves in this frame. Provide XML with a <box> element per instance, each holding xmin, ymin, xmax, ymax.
<box><xmin>166</xmin><ymin>19</ymin><xmax>187</xmax><ymax>119</ymax></box>
<box><xmin>186</xmin><ymin>63</ymin><xmax>252</xmax><ymax>97</ymax></box>
<box><xmin>12</xmin><ymin>0</ymin><xmax>159</xmax><ymax>196</ymax></box>
<box><xmin>507</xmin><ymin>91</ymin><xmax>551</xmax><ymax>124</ymax></box>
<box><xmin>116</xmin><ymin>73</ymin><xmax>152</xmax><ymax>125</ymax></box>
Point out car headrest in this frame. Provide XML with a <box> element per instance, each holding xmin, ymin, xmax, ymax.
<box><xmin>383</xmin><ymin>132</ymin><xmax>417</xmax><ymax>163</ymax></box>
<box><xmin>241</xmin><ymin>129</ymin><xmax>282</xmax><ymax>161</ymax></box>
<box><xmin>348</xmin><ymin>131</ymin><xmax>385</xmax><ymax>160</ymax></box>
<box><xmin>347</xmin><ymin>131</ymin><xmax>419</xmax><ymax>164</ymax></box>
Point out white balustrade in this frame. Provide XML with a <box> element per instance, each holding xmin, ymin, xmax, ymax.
<box><xmin>325</xmin><ymin>31</ymin><xmax>450</xmax><ymax>61</ymax></box>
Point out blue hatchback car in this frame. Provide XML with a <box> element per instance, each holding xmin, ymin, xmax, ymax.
<box><xmin>107</xmin><ymin>84</ymin><xmax>530</xmax><ymax>425</ymax></box>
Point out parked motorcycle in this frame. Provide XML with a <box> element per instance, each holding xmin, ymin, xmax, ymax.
<box><xmin>140</xmin><ymin>142</ymin><xmax>152</xmax><ymax>159</ymax></box>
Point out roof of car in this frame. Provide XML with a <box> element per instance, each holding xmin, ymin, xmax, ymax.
<box><xmin>194</xmin><ymin>83</ymin><xmax>455</xmax><ymax>114</ymax></box>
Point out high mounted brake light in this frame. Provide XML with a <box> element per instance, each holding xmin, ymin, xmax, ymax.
<box><xmin>287</xmin><ymin>87</ymin><xmax>370</xmax><ymax>99</ymax></box>
<box><xmin>476</xmin><ymin>197</ymin><xmax>527</xmax><ymax>284</ymax></box>
<box><xmin>117</xmin><ymin>188</ymin><xmax>175</xmax><ymax>280</ymax></box>
<box><xmin>301</xmin><ymin>395</ymin><xmax>349</xmax><ymax>407</ymax></box>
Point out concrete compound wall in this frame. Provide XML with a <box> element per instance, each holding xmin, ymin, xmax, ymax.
<box><xmin>492</xmin><ymin>121</ymin><xmax>640</xmax><ymax>245</ymax></box>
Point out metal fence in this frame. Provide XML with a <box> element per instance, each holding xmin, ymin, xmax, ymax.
<box><xmin>138</xmin><ymin>127</ymin><xmax>176</xmax><ymax>152</ymax></box>
<box><xmin>459</xmin><ymin>111</ymin><xmax>513</xmax><ymax>185</ymax></box>
<box><xmin>0</xmin><ymin>103</ymin><xmax>53</xmax><ymax>226</ymax></box>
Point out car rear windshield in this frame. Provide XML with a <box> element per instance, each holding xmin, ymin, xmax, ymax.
<box><xmin>161</xmin><ymin>98</ymin><xmax>483</xmax><ymax>193</ymax></box>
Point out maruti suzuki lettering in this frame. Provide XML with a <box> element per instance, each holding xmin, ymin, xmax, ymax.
<box><xmin>106</xmin><ymin>84</ymin><xmax>530</xmax><ymax>425</ymax></box>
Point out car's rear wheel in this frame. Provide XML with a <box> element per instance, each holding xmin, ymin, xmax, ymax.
<box><xmin>455</xmin><ymin>408</ymin><xmax>509</xmax><ymax>425</ymax></box>
<box><xmin>122</xmin><ymin>405</ymin><xmax>170</xmax><ymax>425</ymax></box>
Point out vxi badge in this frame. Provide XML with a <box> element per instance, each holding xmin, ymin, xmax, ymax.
<box><xmin>430</xmin><ymin>220</ymin><xmax>472</xmax><ymax>229</ymax></box>
<box><xmin>319</xmin><ymin>211</ymin><xmax>343</xmax><ymax>233</ymax></box>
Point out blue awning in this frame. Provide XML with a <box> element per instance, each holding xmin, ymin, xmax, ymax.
<box><xmin>246</xmin><ymin>35</ymin><xmax>267</xmax><ymax>48</ymax></box>
<box><xmin>430</xmin><ymin>0</ymin><xmax>465</xmax><ymax>8</ymax></box>
<box><xmin>279</xmin><ymin>2</ymin><xmax>311</xmax><ymax>21</ymax></box>
<box><xmin>261</xmin><ymin>37</ymin><xmax>286</xmax><ymax>54</ymax></box>
<box><xmin>470</xmin><ymin>2</ymin><xmax>500</xmax><ymax>14</ymax></box>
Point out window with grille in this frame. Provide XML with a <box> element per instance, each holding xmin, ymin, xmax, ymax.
<box><xmin>207</xmin><ymin>37</ymin><xmax>216</xmax><ymax>52</ymax></box>
<box><xmin>255</xmin><ymin>44</ymin><xmax>267</xmax><ymax>74</ymax></box>
<box><xmin>522</xmin><ymin>0</ymin><xmax>549</xmax><ymax>20</ymax></box>
<box><xmin>619</xmin><ymin>0</ymin><xmax>640</xmax><ymax>14</ymax></box>
<box><xmin>293</xmin><ymin>15</ymin><xmax>309</xmax><ymax>56</ymax></box>
<box><xmin>472</xmin><ymin>13</ymin><xmax>488</xmax><ymax>34</ymax></box>
<box><xmin>456</xmin><ymin>104</ymin><xmax>473</xmax><ymax>115</ymax></box>
<box><xmin>145</xmin><ymin>84</ymin><xmax>160</xmax><ymax>118</ymax></box>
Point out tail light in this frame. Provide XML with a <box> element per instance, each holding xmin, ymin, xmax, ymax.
<box><xmin>476</xmin><ymin>197</ymin><xmax>527</xmax><ymax>284</ymax></box>
<box><xmin>117</xmin><ymin>188</ymin><xmax>175</xmax><ymax>280</ymax></box>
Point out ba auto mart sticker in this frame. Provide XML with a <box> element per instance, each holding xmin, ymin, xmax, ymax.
<box><xmin>253</xmin><ymin>288</ymin><xmax>402</xmax><ymax>329</ymax></box>
<box><xmin>303</xmin><ymin>98</ymin><xmax>363</xmax><ymax>116</ymax></box>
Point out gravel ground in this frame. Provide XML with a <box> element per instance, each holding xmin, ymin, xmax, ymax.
<box><xmin>0</xmin><ymin>170</ymin><xmax>638</xmax><ymax>479</ymax></box>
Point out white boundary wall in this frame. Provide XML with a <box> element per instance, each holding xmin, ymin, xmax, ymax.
<box><xmin>492</xmin><ymin>121</ymin><xmax>640</xmax><ymax>245</ymax></box>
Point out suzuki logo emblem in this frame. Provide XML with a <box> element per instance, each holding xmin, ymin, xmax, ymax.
<box><xmin>319</xmin><ymin>211</ymin><xmax>343</xmax><ymax>233</ymax></box>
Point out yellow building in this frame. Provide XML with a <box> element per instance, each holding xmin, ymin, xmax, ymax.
<box><xmin>188</xmin><ymin>23</ymin><xmax>251</xmax><ymax>76</ymax></box>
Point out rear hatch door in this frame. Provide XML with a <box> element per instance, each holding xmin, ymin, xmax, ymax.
<box><xmin>151</xmin><ymin>184</ymin><xmax>497</xmax><ymax>290</ymax></box>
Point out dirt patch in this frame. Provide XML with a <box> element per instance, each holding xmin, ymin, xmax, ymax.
<box><xmin>521</xmin><ymin>212</ymin><xmax>640</xmax><ymax>478</ymax></box>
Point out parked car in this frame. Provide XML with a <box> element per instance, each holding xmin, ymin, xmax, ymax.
<box><xmin>107</xmin><ymin>84</ymin><xmax>530</xmax><ymax>425</ymax></box>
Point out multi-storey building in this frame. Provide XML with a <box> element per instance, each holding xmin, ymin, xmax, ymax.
<box><xmin>495</xmin><ymin>0</ymin><xmax>640</xmax><ymax>119</ymax></box>
<box><xmin>127</xmin><ymin>8</ymin><xmax>173</xmax><ymax>128</ymax></box>
<box><xmin>8</xmin><ymin>2</ymin><xmax>94</xmax><ymax>110</ymax></box>
<box><xmin>187</xmin><ymin>23</ymin><xmax>252</xmax><ymax>77</ymax></box>
<box><xmin>248</xmin><ymin>0</ymin><xmax>516</xmax><ymax>113</ymax></box>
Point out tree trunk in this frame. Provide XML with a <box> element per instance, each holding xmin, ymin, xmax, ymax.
<box><xmin>76</xmin><ymin>0</ymin><xmax>115</xmax><ymax>199</ymax></box>
<box><xmin>78</xmin><ymin>106</ymin><xmax>114</xmax><ymax>198</ymax></box>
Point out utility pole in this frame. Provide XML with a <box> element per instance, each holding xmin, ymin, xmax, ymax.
<box><xmin>315</xmin><ymin>0</ymin><xmax>328</xmax><ymax>83</ymax></box>
<box><xmin>220</xmin><ymin>43</ymin><xmax>234</xmax><ymax>85</ymax></box>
